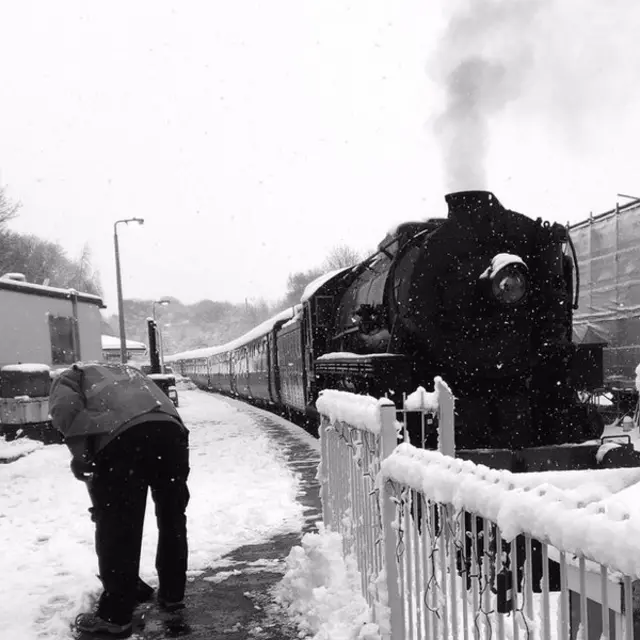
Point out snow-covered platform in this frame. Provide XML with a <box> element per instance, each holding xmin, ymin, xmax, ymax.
<box><xmin>0</xmin><ymin>389</ymin><xmax>322</xmax><ymax>640</ymax></box>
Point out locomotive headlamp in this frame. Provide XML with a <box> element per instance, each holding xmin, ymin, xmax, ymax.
<box><xmin>480</xmin><ymin>253</ymin><xmax>528</xmax><ymax>305</ymax></box>
<box><xmin>492</xmin><ymin>263</ymin><xmax>528</xmax><ymax>304</ymax></box>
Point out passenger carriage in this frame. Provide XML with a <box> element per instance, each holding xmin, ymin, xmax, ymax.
<box><xmin>165</xmin><ymin>305</ymin><xmax>299</xmax><ymax>407</ymax></box>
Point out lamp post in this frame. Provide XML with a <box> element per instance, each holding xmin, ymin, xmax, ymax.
<box><xmin>114</xmin><ymin>217</ymin><xmax>144</xmax><ymax>364</ymax></box>
<box><xmin>152</xmin><ymin>298</ymin><xmax>171</xmax><ymax>322</ymax></box>
<box><xmin>153</xmin><ymin>299</ymin><xmax>171</xmax><ymax>372</ymax></box>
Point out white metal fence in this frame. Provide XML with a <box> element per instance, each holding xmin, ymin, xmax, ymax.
<box><xmin>316</xmin><ymin>392</ymin><xmax>398</xmax><ymax>629</ymax></box>
<box><xmin>316</xmin><ymin>382</ymin><xmax>640</xmax><ymax>640</ymax></box>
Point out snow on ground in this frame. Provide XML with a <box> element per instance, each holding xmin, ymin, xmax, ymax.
<box><xmin>0</xmin><ymin>433</ymin><xmax>44</xmax><ymax>461</ymax></box>
<box><xmin>0</xmin><ymin>389</ymin><xmax>306</xmax><ymax>639</ymax></box>
<box><xmin>175</xmin><ymin>391</ymin><xmax>305</xmax><ymax>573</ymax></box>
<box><xmin>274</xmin><ymin>526</ymin><xmax>380</xmax><ymax>640</ymax></box>
<box><xmin>218</xmin><ymin>394</ymin><xmax>320</xmax><ymax>455</ymax></box>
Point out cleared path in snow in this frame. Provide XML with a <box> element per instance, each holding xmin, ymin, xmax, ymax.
<box><xmin>0</xmin><ymin>388</ymin><xmax>321</xmax><ymax>640</ymax></box>
<box><xmin>150</xmin><ymin>395</ymin><xmax>322</xmax><ymax>640</ymax></box>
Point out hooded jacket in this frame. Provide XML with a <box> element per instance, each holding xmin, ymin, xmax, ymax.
<box><xmin>49</xmin><ymin>362</ymin><xmax>186</xmax><ymax>462</ymax></box>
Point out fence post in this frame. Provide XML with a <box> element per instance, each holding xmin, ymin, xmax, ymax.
<box><xmin>435</xmin><ymin>376</ymin><xmax>455</xmax><ymax>457</ymax></box>
<box><xmin>318</xmin><ymin>413</ymin><xmax>333</xmax><ymax>529</ymax></box>
<box><xmin>379</xmin><ymin>399</ymin><xmax>404</xmax><ymax>640</ymax></box>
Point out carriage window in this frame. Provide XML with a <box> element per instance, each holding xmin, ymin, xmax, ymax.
<box><xmin>49</xmin><ymin>315</ymin><xmax>77</xmax><ymax>365</ymax></box>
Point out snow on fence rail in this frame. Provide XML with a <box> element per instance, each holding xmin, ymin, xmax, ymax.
<box><xmin>315</xmin><ymin>390</ymin><xmax>397</xmax><ymax>631</ymax></box>
<box><xmin>316</xmin><ymin>381</ymin><xmax>640</xmax><ymax>640</ymax></box>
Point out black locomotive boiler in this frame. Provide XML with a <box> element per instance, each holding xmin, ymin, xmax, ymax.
<box><xmin>316</xmin><ymin>190</ymin><xmax>601</xmax><ymax>451</ymax></box>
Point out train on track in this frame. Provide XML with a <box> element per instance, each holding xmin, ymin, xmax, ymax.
<box><xmin>167</xmin><ymin>190</ymin><xmax>622</xmax><ymax>465</ymax></box>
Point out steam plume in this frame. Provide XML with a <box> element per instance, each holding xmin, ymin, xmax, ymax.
<box><xmin>431</xmin><ymin>0</ymin><xmax>546</xmax><ymax>191</ymax></box>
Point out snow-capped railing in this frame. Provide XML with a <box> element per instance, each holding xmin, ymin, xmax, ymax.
<box><xmin>318</xmin><ymin>382</ymin><xmax>640</xmax><ymax>640</ymax></box>
<box><xmin>401</xmin><ymin>377</ymin><xmax>455</xmax><ymax>455</ymax></box>
<box><xmin>316</xmin><ymin>380</ymin><xmax>456</xmax><ymax>639</ymax></box>
<box><xmin>382</xmin><ymin>445</ymin><xmax>640</xmax><ymax>639</ymax></box>
<box><xmin>316</xmin><ymin>390</ymin><xmax>398</xmax><ymax>633</ymax></box>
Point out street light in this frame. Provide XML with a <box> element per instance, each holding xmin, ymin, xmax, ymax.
<box><xmin>152</xmin><ymin>298</ymin><xmax>171</xmax><ymax>322</ymax></box>
<box><xmin>114</xmin><ymin>217</ymin><xmax>144</xmax><ymax>364</ymax></box>
<box><xmin>152</xmin><ymin>299</ymin><xmax>171</xmax><ymax>372</ymax></box>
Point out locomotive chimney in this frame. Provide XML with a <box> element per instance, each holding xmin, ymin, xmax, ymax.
<box><xmin>445</xmin><ymin>190</ymin><xmax>504</xmax><ymax>226</ymax></box>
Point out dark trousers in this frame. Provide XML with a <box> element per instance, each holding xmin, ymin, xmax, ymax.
<box><xmin>89</xmin><ymin>421</ymin><xmax>190</xmax><ymax>624</ymax></box>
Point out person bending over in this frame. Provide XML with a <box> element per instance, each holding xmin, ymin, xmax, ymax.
<box><xmin>49</xmin><ymin>362</ymin><xmax>190</xmax><ymax>638</ymax></box>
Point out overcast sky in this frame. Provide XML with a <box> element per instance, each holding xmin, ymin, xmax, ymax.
<box><xmin>2</xmin><ymin>0</ymin><xmax>640</xmax><ymax>311</ymax></box>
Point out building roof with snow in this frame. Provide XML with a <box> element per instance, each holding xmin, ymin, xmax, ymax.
<box><xmin>0</xmin><ymin>273</ymin><xmax>105</xmax><ymax>307</ymax></box>
<box><xmin>101</xmin><ymin>335</ymin><xmax>147</xmax><ymax>352</ymax></box>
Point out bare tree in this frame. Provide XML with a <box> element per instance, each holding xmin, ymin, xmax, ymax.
<box><xmin>282</xmin><ymin>268</ymin><xmax>323</xmax><ymax>307</ymax></box>
<box><xmin>279</xmin><ymin>245</ymin><xmax>361</xmax><ymax>309</ymax></box>
<box><xmin>0</xmin><ymin>232</ymin><xmax>102</xmax><ymax>294</ymax></box>
<box><xmin>321</xmin><ymin>244</ymin><xmax>362</xmax><ymax>270</ymax></box>
<box><xmin>0</xmin><ymin>233</ymin><xmax>65</xmax><ymax>282</ymax></box>
<box><xmin>0</xmin><ymin>186</ymin><xmax>19</xmax><ymax>229</ymax></box>
<box><xmin>244</xmin><ymin>297</ymin><xmax>272</xmax><ymax>326</ymax></box>
<box><xmin>68</xmin><ymin>243</ymin><xmax>103</xmax><ymax>296</ymax></box>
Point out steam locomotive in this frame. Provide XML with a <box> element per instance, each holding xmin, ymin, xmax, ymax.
<box><xmin>168</xmin><ymin>191</ymin><xmax>609</xmax><ymax>458</ymax></box>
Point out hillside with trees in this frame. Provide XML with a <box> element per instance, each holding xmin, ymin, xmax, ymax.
<box><xmin>0</xmin><ymin>187</ymin><xmax>103</xmax><ymax>295</ymax></box>
<box><xmin>106</xmin><ymin>297</ymin><xmax>275</xmax><ymax>355</ymax></box>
